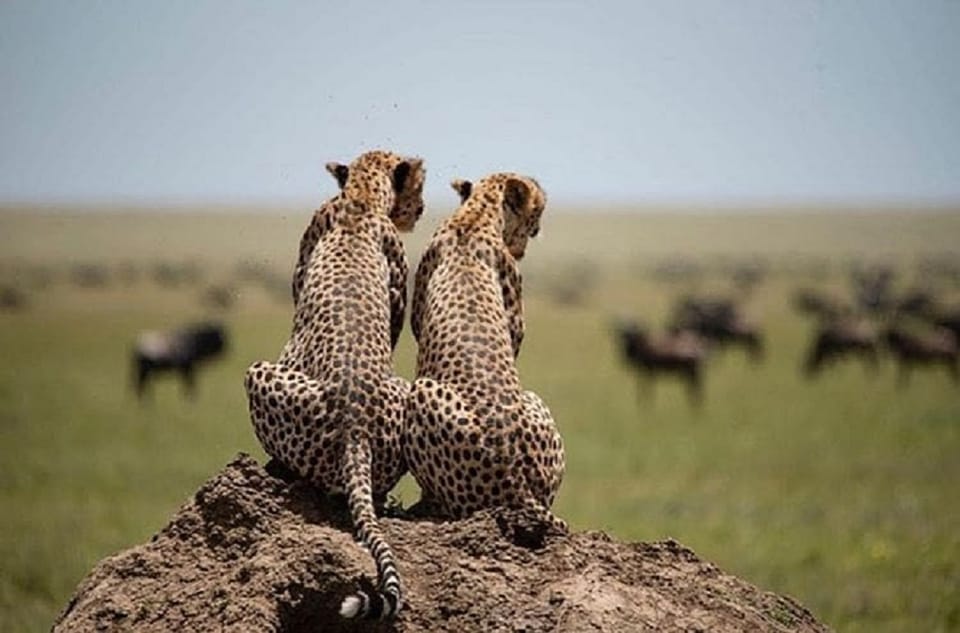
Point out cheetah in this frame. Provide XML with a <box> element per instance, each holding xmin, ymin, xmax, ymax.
<box><xmin>244</xmin><ymin>150</ymin><xmax>425</xmax><ymax>620</ymax></box>
<box><xmin>404</xmin><ymin>172</ymin><xmax>566</xmax><ymax>532</ymax></box>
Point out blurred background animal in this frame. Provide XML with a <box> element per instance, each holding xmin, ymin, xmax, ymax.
<box><xmin>0</xmin><ymin>285</ymin><xmax>27</xmax><ymax>312</ymax></box>
<box><xmin>803</xmin><ymin>318</ymin><xmax>878</xmax><ymax>378</ymax></box>
<box><xmin>614</xmin><ymin>320</ymin><xmax>708</xmax><ymax>407</ymax></box>
<box><xmin>884</xmin><ymin>325</ymin><xmax>958</xmax><ymax>386</ymax></box>
<box><xmin>669</xmin><ymin>295</ymin><xmax>764</xmax><ymax>363</ymax></box>
<box><xmin>131</xmin><ymin>322</ymin><xmax>228</xmax><ymax>400</ymax></box>
<box><xmin>930</xmin><ymin>306</ymin><xmax>960</xmax><ymax>341</ymax></box>
<box><xmin>792</xmin><ymin>287</ymin><xmax>852</xmax><ymax>321</ymax></box>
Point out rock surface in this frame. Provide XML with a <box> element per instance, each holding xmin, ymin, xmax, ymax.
<box><xmin>53</xmin><ymin>454</ymin><xmax>829</xmax><ymax>632</ymax></box>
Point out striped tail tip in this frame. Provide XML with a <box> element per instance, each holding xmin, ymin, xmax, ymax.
<box><xmin>339</xmin><ymin>581</ymin><xmax>399</xmax><ymax>620</ymax></box>
<box><xmin>339</xmin><ymin>593</ymin><xmax>366</xmax><ymax>618</ymax></box>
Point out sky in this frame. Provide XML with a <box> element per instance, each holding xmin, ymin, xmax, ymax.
<box><xmin>1</xmin><ymin>1</ymin><xmax>959</xmax><ymax>206</ymax></box>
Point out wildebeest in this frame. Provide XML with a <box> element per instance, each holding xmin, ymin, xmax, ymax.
<box><xmin>728</xmin><ymin>257</ymin><xmax>767</xmax><ymax>295</ymax></box>
<box><xmin>201</xmin><ymin>284</ymin><xmax>238</xmax><ymax>310</ymax></box>
<box><xmin>670</xmin><ymin>296</ymin><xmax>764</xmax><ymax>363</ymax></box>
<box><xmin>803</xmin><ymin>318</ymin><xmax>879</xmax><ymax>378</ymax></box>
<box><xmin>791</xmin><ymin>287</ymin><xmax>852</xmax><ymax>321</ymax></box>
<box><xmin>893</xmin><ymin>288</ymin><xmax>937</xmax><ymax>318</ymax></box>
<box><xmin>931</xmin><ymin>307</ymin><xmax>960</xmax><ymax>341</ymax></box>
<box><xmin>884</xmin><ymin>325</ymin><xmax>958</xmax><ymax>386</ymax></box>
<box><xmin>70</xmin><ymin>263</ymin><xmax>110</xmax><ymax>288</ymax></box>
<box><xmin>545</xmin><ymin>259</ymin><xmax>598</xmax><ymax>307</ymax></box>
<box><xmin>132</xmin><ymin>322</ymin><xmax>227</xmax><ymax>400</ymax></box>
<box><xmin>152</xmin><ymin>261</ymin><xmax>203</xmax><ymax>288</ymax></box>
<box><xmin>614</xmin><ymin>321</ymin><xmax>708</xmax><ymax>406</ymax></box>
<box><xmin>917</xmin><ymin>254</ymin><xmax>960</xmax><ymax>286</ymax></box>
<box><xmin>0</xmin><ymin>285</ymin><xmax>27</xmax><ymax>311</ymax></box>
<box><xmin>732</xmin><ymin>266</ymin><xmax>763</xmax><ymax>294</ymax></box>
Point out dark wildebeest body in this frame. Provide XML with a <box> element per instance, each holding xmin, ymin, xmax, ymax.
<box><xmin>931</xmin><ymin>308</ymin><xmax>960</xmax><ymax>341</ymax></box>
<box><xmin>804</xmin><ymin>319</ymin><xmax>878</xmax><ymax>377</ymax></box>
<box><xmin>791</xmin><ymin>288</ymin><xmax>852</xmax><ymax>321</ymax></box>
<box><xmin>894</xmin><ymin>288</ymin><xmax>937</xmax><ymax>319</ymax></box>
<box><xmin>615</xmin><ymin>322</ymin><xmax>707</xmax><ymax>406</ymax></box>
<box><xmin>884</xmin><ymin>326</ymin><xmax>958</xmax><ymax>386</ymax></box>
<box><xmin>0</xmin><ymin>286</ymin><xmax>27</xmax><ymax>311</ymax></box>
<box><xmin>671</xmin><ymin>297</ymin><xmax>764</xmax><ymax>363</ymax></box>
<box><xmin>132</xmin><ymin>322</ymin><xmax>227</xmax><ymax>400</ymax></box>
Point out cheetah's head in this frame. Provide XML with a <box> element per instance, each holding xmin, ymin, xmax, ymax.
<box><xmin>325</xmin><ymin>151</ymin><xmax>426</xmax><ymax>232</ymax></box>
<box><xmin>451</xmin><ymin>174</ymin><xmax>546</xmax><ymax>260</ymax></box>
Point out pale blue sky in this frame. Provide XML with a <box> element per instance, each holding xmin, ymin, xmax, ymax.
<box><xmin>2</xmin><ymin>1</ymin><xmax>959</xmax><ymax>205</ymax></box>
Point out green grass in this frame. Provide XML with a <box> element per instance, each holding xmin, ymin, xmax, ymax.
<box><xmin>1</xmin><ymin>207</ymin><xmax>959</xmax><ymax>631</ymax></box>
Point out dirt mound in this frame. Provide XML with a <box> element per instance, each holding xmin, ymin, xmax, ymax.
<box><xmin>53</xmin><ymin>454</ymin><xmax>828</xmax><ymax>632</ymax></box>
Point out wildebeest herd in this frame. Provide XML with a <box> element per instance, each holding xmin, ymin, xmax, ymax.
<box><xmin>614</xmin><ymin>261</ymin><xmax>959</xmax><ymax>407</ymax></box>
<box><xmin>3</xmin><ymin>229</ymin><xmax>958</xmax><ymax>408</ymax></box>
<box><xmin>614</xmin><ymin>294</ymin><xmax>762</xmax><ymax>407</ymax></box>
<box><xmin>0</xmin><ymin>256</ymin><xmax>287</xmax><ymax>315</ymax></box>
<box><xmin>795</xmin><ymin>265</ymin><xmax>959</xmax><ymax>385</ymax></box>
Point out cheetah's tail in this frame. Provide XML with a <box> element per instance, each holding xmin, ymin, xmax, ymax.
<box><xmin>526</xmin><ymin>493</ymin><xmax>570</xmax><ymax>534</ymax></box>
<box><xmin>339</xmin><ymin>434</ymin><xmax>402</xmax><ymax>620</ymax></box>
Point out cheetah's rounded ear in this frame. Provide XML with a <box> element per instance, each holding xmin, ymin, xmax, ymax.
<box><xmin>503</xmin><ymin>177</ymin><xmax>532</xmax><ymax>216</ymax></box>
<box><xmin>325</xmin><ymin>162</ymin><xmax>349</xmax><ymax>189</ymax></box>
<box><xmin>450</xmin><ymin>179</ymin><xmax>472</xmax><ymax>202</ymax></box>
<box><xmin>392</xmin><ymin>158</ymin><xmax>423</xmax><ymax>193</ymax></box>
<box><xmin>392</xmin><ymin>162</ymin><xmax>411</xmax><ymax>193</ymax></box>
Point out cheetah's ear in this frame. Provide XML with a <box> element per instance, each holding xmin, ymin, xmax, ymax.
<box><xmin>502</xmin><ymin>177</ymin><xmax>532</xmax><ymax>216</ymax></box>
<box><xmin>325</xmin><ymin>162</ymin><xmax>349</xmax><ymax>189</ymax></box>
<box><xmin>450</xmin><ymin>179</ymin><xmax>472</xmax><ymax>202</ymax></box>
<box><xmin>392</xmin><ymin>158</ymin><xmax>423</xmax><ymax>194</ymax></box>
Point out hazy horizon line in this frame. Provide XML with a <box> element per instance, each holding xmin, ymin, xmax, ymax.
<box><xmin>2</xmin><ymin>195</ymin><xmax>959</xmax><ymax>215</ymax></box>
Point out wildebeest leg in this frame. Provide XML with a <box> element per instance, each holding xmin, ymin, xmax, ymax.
<box><xmin>686</xmin><ymin>365</ymin><xmax>703</xmax><ymax>408</ymax></box>
<box><xmin>946</xmin><ymin>357</ymin><xmax>958</xmax><ymax>384</ymax></box>
<box><xmin>746</xmin><ymin>333</ymin><xmax>764</xmax><ymax>364</ymax></box>
<box><xmin>180</xmin><ymin>364</ymin><xmax>196</xmax><ymax>399</ymax></box>
<box><xmin>637</xmin><ymin>371</ymin><xmax>653</xmax><ymax>404</ymax></box>
<box><xmin>803</xmin><ymin>341</ymin><xmax>824</xmax><ymax>378</ymax></box>
<box><xmin>133</xmin><ymin>356</ymin><xmax>151</xmax><ymax>401</ymax></box>
<box><xmin>896</xmin><ymin>360</ymin><xmax>910</xmax><ymax>389</ymax></box>
<box><xmin>863</xmin><ymin>344</ymin><xmax>879</xmax><ymax>376</ymax></box>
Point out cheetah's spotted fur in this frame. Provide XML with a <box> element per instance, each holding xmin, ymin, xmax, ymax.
<box><xmin>244</xmin><ymin>150</ymin><xmax>425</xmax><ymax>620</ymax></box>
<box><xmin>404</xmin><ymin>172</ymin><xmax>566</xmax><ymax>530</ymax></box>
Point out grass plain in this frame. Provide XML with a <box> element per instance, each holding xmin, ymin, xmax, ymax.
<box><xmin>1</xmin><ymin>206</ymin><xmax>959</xmax><ymax>631</ymax></box>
